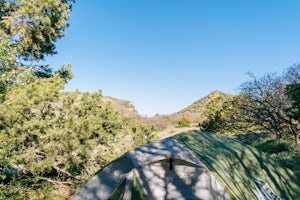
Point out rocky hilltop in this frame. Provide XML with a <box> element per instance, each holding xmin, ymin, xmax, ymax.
<box><xmin>166</xmin><ymin>91</ymin><xmax>231</xmax><ymax>124</ymax></box>
<box><xmin>102</xmin><ymin>96</ymin><xmax>139</xmax><ymax>118</ymax></box>
<box><xmin>178</xmin><ymin>91</ymin><xmax>229</xmax><ymax>114</ymax></box>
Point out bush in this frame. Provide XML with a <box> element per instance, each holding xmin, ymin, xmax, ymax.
<box><xmin>178</xmin><ymin>117</ymin><xmax>191</xmax><ymax>128</ymax></box>
<box><xmin>252</xmin><ymin>139</ymin><xmax>290</xmax><ymax>154</ymax></box>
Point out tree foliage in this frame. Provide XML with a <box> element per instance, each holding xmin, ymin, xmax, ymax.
<box><xmin>200</xmin><ymin>95</ymin><xmax>259</xmax><ymax>133</ymax></box>
<box><xmin>0</xmin><ymin>1</ymin><xmax>160</xmax><ymax>198</ymax></box>
<box><xmin>0</xmin><ymin>0</ymin><xmax>76</xmax><ymax>99</ymax></box>
<box><xmin>0</xmin><ymin>73</ymin><xmax>158</xmax><ymax>199</ymax></box>
<box><xmin>201</xmin><ymin>64</ymin><xmax>300</xmax><ymax>148</ymax></box>
<box><xmin>1</xmin><ymin>0</ymin><xmax>75</xmax><ymax>62</ymax></box>
<box><xmin>178</xmin><ymin>117</ymin><xmax>191</xmax><ymax>128</ymax></box>
<box><xmin>240</xmin><ymin>68</ymin><xmax>300</xmax><ymax>147</ymax></box>
<box><xmin>285</xmin><ymin>82</ymin><xmax>300</xmax><ymax>120</ymax></box>
<box><xmin>239</xmin><ymin>72</ymin><xmax>289</xmax><ymax>138</ymax></box>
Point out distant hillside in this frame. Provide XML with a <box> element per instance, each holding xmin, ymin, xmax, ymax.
<box><xmin>102</xmin><ymin>96</ymin><xmax>139</xmax><ymax>118</ymax></box>
<box><xmin>168</xmin><ymin>91</ymin><xmax>232</xmax><ymax>124</ymax></box>
<box><xmin>101</xmin><ymin>91</ymin><xmax>233</xmax><ymax>130</ymax></box>
<box><xmin>179</xmin><ymin>91</ymin><xmax>230</xmax><ymax>114</ymax></box>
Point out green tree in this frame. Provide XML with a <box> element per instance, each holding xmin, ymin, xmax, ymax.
<box><xmin>178</xmin><ymin>117</ymin><xmax>191</xmax><ymax>128</ymax></box>
<box><xmin>1</xmin><ymin>0</ymin><xmax>75</xmax><ymax>62</ymax></box>
<box><xmin>0</xmin><ymin>0</ymin><xmax>76</xmax><ymax>99</ymax></box>
<box><xmin>286</xmin><ymin>82</ymin><xmax>300</xmax><ymax>120</ymax></box>
<box><xmin>200</xmin><ymin>95</ymin><xmax>259</xmax><ymax>133</ymax></box>
<box><xmin>0</xmin><ymin>2</ymin><xmax>161</xmax><ymax>198</ymax></box>
<box><xmin>285</xmin><ymin>81</ymin><xmax>300</xmax><ymax>146</ymax></box>
<box><xmin>0</xmin><ymin>72</ymin><xmax>67</xmax><ymax>198</ymax></box>
<box><xmin>0</xmin><ymin>70</ymin><xmax>159</xmax><ymax>198</ymax></box>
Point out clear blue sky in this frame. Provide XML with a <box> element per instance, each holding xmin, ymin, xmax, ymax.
<box><xmin>47</xmin><ymin>0</ymin><xmax>300</xmax><ymax>116</ymax></box>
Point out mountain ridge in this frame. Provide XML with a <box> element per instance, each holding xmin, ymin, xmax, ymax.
<box><xmin>103</xmin><ymin>90</ymin><xmax>232</xmax><ymax>128</ymax></box>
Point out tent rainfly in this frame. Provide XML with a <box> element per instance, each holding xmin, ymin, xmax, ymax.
<box><xmin>72</xmin><ymin>131</ymin><xmax>300</xmax><ymax>200</ymax></box>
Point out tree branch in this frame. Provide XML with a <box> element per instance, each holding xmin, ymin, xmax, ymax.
<box><xmin>39</xmin><ymin>177</ymin><xmax>73</xmax><ymax>187</ymax></box>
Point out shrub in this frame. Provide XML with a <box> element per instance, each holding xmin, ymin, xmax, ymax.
<box><xmin>178</xmin><ymin>117</ymin><xmax>191</xmax><ymax>128</ymax></box>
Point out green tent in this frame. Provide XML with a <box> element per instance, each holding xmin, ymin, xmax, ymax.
<box><xmin>72</xmin><ymin>131</ymin><xmax>300</xmax><ymax>199</ymax></box>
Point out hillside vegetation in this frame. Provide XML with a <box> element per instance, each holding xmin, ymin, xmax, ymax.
<box><xmin>0</xmin><ymin>74</ymin><xmax>158</xmax><ymax>199</ymax></box>
<box><xmin>179</xmin><ymin>90</ymin><xmax>231</xmax><ymax>124</ymax></box>
<box><xmin>136</xmin><ymin>91</ymin><xmax>231</xmax><ymax>130</ymax></box>
<box><xmin>1</xmin><ymin>71</ymin><xmax>300</xmax><ymax>199</ymax></box>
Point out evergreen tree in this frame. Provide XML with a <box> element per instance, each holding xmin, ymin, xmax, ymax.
<box><xmin>0</xmin><ymin>0</ymin><xmax>76</xmax><ymax>99</ymax></box>
<box><xmin>1</xmin><ymin>0</ymin><xmax>75</xmax><ymax>62</ymax></box>
<box><xmin>0</xmin><ymin>2</ymin><xmax>161</xmax><ymax>198</ymax></box>
<box><xmin>0</xmin><ymin>71</ymin><xmax>158</xmax><ymax>198</ymax></box>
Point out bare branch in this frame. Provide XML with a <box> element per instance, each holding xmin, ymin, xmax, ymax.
<box><xmin>39</xmin><ymin>177</ymin><xmax>73</xmax><ymax>187</ymax></box>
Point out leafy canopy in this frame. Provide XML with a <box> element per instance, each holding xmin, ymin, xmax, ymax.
<box><xmin>1</xmin><ymin>0</ymin><xmax>75</xmax><ymax>62</ymax></box>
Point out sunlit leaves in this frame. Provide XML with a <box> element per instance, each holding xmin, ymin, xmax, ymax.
<box><xmin>1</xmin><ymin>0</ymin><xmax>74</xmax><ymax>61</ymax></box>
<box><xmin>0</xmin><ymin>70</ymin><xmax>157</xmax><ymax>198</ymax></box>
